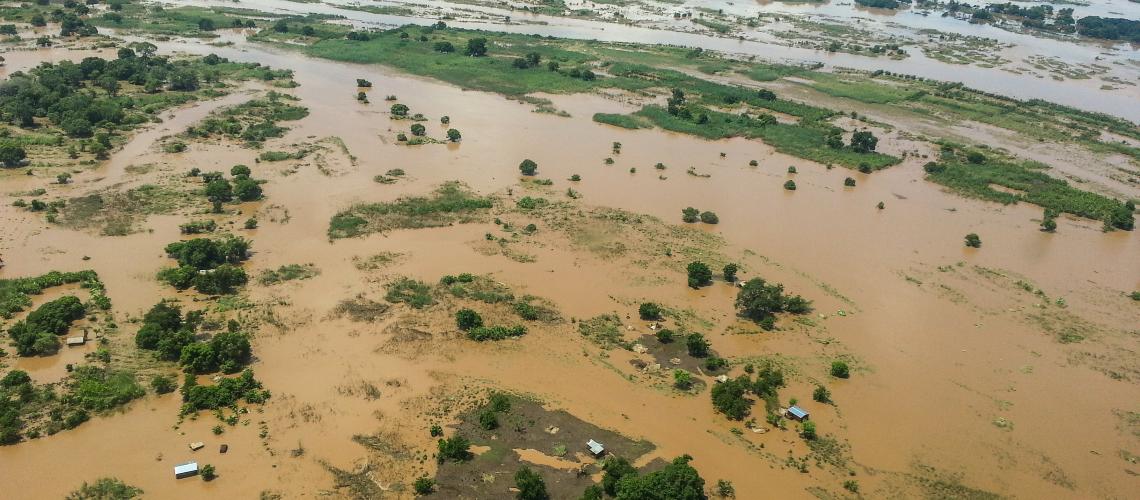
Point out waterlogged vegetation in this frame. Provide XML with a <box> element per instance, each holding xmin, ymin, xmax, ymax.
<box><xmin>328</xmin><ymin>182</ymin><xmax>493</xmax><ymax>238</ymax></box>
<box><xmin>184</xmin><ymin>91</ymin><xmax>308</xmax><ymax>147</ymax></box>
<box><xmin>924</xmin><ymin>145</ymin><xmax>1134</xmax><ymax>230</ymax></box>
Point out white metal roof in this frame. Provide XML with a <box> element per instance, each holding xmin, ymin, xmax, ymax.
<box><xmin>174</xmin><ymin>462</ymin><xmax>199</xmax><ymax>475</ymax></box>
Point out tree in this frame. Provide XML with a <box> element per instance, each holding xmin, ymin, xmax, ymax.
<box><xmin>682</xmin><ymin>207</ymin><xmax>700</xmax><ymax>223</ymax></box>
<box><xmin>201</xmin><ymin>464</ymin><xmax>216</xmax><ymax>481</ymax></box>
<box><xmin>783</xmin><ymin>180</ymin><xmax>796</xmax><ymax>191</ymax></box>
<box><xmin>151</xmin><ymin>374</ymin><xmax>177</xmax><ymax>394</ymax></box>
<box><xmin>614</xmin><ymin>455</ymin><xmax>705</xmax><ymax>500</ymax></box>
<box><xmin>602</xmin><ymin>457</ymin><xmax>638</xmax><ymax>496</ymax></box>
<box><xmin>478</xmin><ymin>409</ymin><xmax>498</xmax><ymax>430</ymax></box>
<box><xmin>685</xmin><ymin>333</ymin><xmax>710</xmax><ymax>358</ymax></box>
<box><xmin>233</xmin><ymin>178</ymin><xmax>262</xmax><ymax>201</ymax></box>
<box><xmin>850</xmin><ymin>131</ymin><xmax>878</xmax><ymax>153</ymax></box>
<box><xmin>830</xmin><ymin>360</ymin><xmax>850</xmax><ymax>378</ymax></box>
<box><xmin>390</xmin><ymin>103</ymin><xmax>409</xmax><ymax>117</ymax></box>
<box><xmin>723</xmin><ymin>263</ymin><xmax>738</xmax><ymax>282</ymax></box>
<box><xmin>273</xmin><ymin>19</ymin><xmax>289</xmax><ymax>33</ymax></box>
<box><xmin>812</xmin><ymin>385</ymin><xmax>831</xmax><ymax>403</ymax></box>
<box><xmin>437</xmin><ymin>436</ymin><xmax>472</xmax><ymax>462</ymax></box>
<box><xmin>356</xmin><ymin>78</ymin><xmax>372</xmax><ymax>88</ymax></box>
<box><xmin>686</xmin><ymin>261</ymin><xmax>711</xmax><ymax>288</ymax></box>
<box><xmin>638</xmin><ymin>302</ymin><xmax>662</xmax><ymax>320</ymax></box>
<box><xmin>515</xmin><ymin>467</ymin><xmax>549</xmax><ymax>500</ymax></box>
<box><xmin>966</xmin><ymin>151</ymin><xmax>986</xmax><ymax>164</ymax></box>
<box><xmin>465</xmin><ymin>38</ymin><xmax>488</xmax><ymax>56</ymax></box>
<box><xmin>964</xmin><ymin>233</ymin><xmax>981</xmax><ymax>248</ymax></box>
<box><xmin>197</xmin><ymin>18</ymin><xmax>215</xmax><ymax>31</ymax></box>
<box><xmin>711</xmin><ymin>376</ymin><xmax>751</xmax><ymax>420</ymax></box>
<box><xmin>456</xmin><ymin>308</ymin><xmax>483</xmax><ymax>331</ymax></box>
<box><xmin>1041</xmin><ymin>209</ymin><xmax>1057</xmax><ymax>232</ymax></box>
<box><xmin>0</xmin><ymin>144</ymin><xmax>26</xmax><ymax>167</ymax></box>
<box><xmin>844</xmin><ymin>177</ymin><xmax>856</xmax><ymax>187</ymax></box>
<box><xmin>231</xmin><ymin>164</ymin><xmax>251</xmax><ymax>178</ymax></box>
<box><xmin>655</xmin><ymin>328</ymin><xmax>674</xmax><ymax>343</ymax></box>
<box><xmin>734</xmin><ymin>278</ymin><xmax>802</xmax><ymax>323</ymax></box>
<box><xmin>205</xmin><ymin>179</ymin><xmax>233</xmax><ymax>203</ymax></box>
<box><xmin>446</xmin><ymin>129</ymin><xmax>461</xmax><ymax>142</ymax></box>
<box><xmin>410</xmin><ymin>123</ymin><xmax>426</xmax><ymax>136</ymax></box>
<box><xmin>519</xmin><ymin>159</ymin><xmax>538</xmax><ymax>176</ymax></box>
<box><xmin>65</xmin><ymin>477</ymin><xmax>142</xmax><ymax>500</ymax></box>
<box><xmin>699</xmin><ymin>211</ymin><xmax>718</xmax><ymax>224</ymax></box>
<box><xmin>434</xmin><ymin>41</ymin><xmax>455</xmax><ymax>53</ymax></box>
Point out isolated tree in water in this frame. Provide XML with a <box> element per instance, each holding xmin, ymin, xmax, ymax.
<box><xmin>519</xmin><ymin>159</ymin><xmax>538</xmax><ymax>176</ymax></box>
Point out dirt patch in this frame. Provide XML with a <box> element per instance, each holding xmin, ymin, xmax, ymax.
<box><xmin>435</xmin><ymin>395</ymin><xmax>655</xmax><ymax>498</ymax></box>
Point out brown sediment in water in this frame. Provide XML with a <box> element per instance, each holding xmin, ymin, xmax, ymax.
<box><xmin>0</xmin><ymin>29</ymin><xmax>1137</xmax><ymax>500</ymax></box>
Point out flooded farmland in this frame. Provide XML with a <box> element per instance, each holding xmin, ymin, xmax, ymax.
<box><xmin>0</xmin><ymin>1</ymin><xmax>1137</xmax><ymax>499</ymax></box>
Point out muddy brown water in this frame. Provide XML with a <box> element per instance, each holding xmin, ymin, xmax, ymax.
<box><xmin>0</xmin><ymin>31</ymin><xmax>1138</xmax><ymax>499</ymax></box>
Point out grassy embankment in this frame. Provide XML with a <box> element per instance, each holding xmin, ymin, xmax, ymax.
<box><xmin>251</xmin><ymin>22</ymin><xmax>899</xmax><ymax>170</ymax></box>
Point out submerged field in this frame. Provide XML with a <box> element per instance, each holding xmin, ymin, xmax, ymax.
<box><xmin>0</xmin><ymin>2</ymin><xmax>1138</xmax><ymax>499</ymax></box>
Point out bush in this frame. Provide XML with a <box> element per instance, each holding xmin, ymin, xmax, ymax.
<box><xmin>446</xmin><ymin>129</ymin><xmax>461</xmax><ymax>142</ymax></box>
<box><xmin>66</xmin><ymin>477</ymin><xmax>142</xmax><ymax>500</ymax></box>
<box><xmin>413</xmin><ymin>477</ymin><xmax>435</xmax><ymax>495</ymax></box>
<box><xmin>201</xmin><ymin>464</ymin><xmax>216</xmax><ymax>481</ymax></box>
<box><xmin>830</xmin><ymin>360</ymin><xmax>850</xmax><ymax>378</ymax></box>
<box><xmin>638</xmin><ymin>302</ymin><xmax>662</xmax><ymax>320</ymax></box>
<box><xmin>965</xmin><ymin>233</ymin><xmax>982</xmax><ymax>248</ymax></box>
<box><xmin>489</xmin><ymin>392</ymin><xmax>511</xmax><ymax>412</ymax></box>
<box><xmin>467</xmin><ymin>325</ymin><xmax>527</xmax><ymax>341</ymax></box>
<box><xmin>783</xmin><ymin>180</ymin><xmax>796</xmax><ymax>190</ymax></box>
<box><xmin>700</xmin><ymin>211</ymin><xmax>719</xmax><ymax>224</ymax></box>
<box><xmin>411</xmin><ymin>123</ymin><xmax>426</xmax><ymax>136</ymax></box>
<box><xmin>800</xmin><ymin>421</ymin><xmax>817</xmax><ymax>440</ymax></box>
<box><xmin>686</xmin><ymin>261</ymin><xmax>712</xmax><ymax>288</ymax></box>
<box><xmin>844</xmin><ymin>177</ymin><xmax>856</xmax><ymax>187</ymax></box>
<box><xmin>519</xmin><ymin>159</ymin><xmax>538</xmax><ymax>176</ymax></box>
<box><xmin>655</xmin><ymin>328</ymin><xmax>675</xmax><ymax>343</ymax></box>
<box><xmin>478</xmin><ymin>409</ymin><xmax>498</xmax><ymax>430</ymax></box>
<box><xmin>455</xmin><ymin>308</ymin><xmax>483</xmax><ymax>331</ymax></box>
<box><xmin>673</xmin><ymin>369</ymin><xmax>693</xmax><ymax>390</ymax></box>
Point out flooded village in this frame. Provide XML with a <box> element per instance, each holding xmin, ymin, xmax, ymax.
<box><xmin>0</xmin><ymin>0</ymin><xmax>1137</xmax><ymax>498</ymax></box>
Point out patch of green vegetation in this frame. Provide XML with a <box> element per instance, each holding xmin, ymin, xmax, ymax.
<box><xmin>692</xmin><ymin>18</ymin><xmax>732</xmax><ymax>34</ymax></box>
<box><xmin>61</xmin><ymin>184</ymin><xmax>195</xmax><ymax>236</ymax></box>
<box><xmin>328</xmin><ymin>182</ymin><xmax>492</xmax><ymax>239</ymax></box>
<box><xmin>924</xmin><ymin>148</ymin><xmax>1134</xmax><ymax>229</ymax></box>
<box><xmin>185</xmin><ymin>91</ymin><xmax>307</xmax><ymax>146</ymax></box>
<box><xmin>593</xmin><ymin>113</ymin><xmax>650</xmax><ymax>129</ymax></box>
<box><xmin>179</xmin><ymin>369</ymin><xmax>270</xmax><ymax>414</ymax></box>
<box><xmin>258</xmin><ymin>264</ymin><xmax>319</xmax><ymax>286</ymax></box>
<box><xmin>258</xmin><ymin>150</ymin><xmax>306</xmax><ymax>162</ymax></box>
<box><xmin>0</xmin><ymin>270</ymin><xmax>108</xmax><ymax>319</ymax></box>
<box><xmin>66</xmin><ymin>477</ymin><xmax>143</xmax><ymax>499</ymax></box>
<box><xmin>384</xmin><ymin>278</ymin><xmax>435</xmax><ymax>309</ymax></box>
<box><xmin>1</xmin><ymin>365</ymin><xmax>145</xmax><ymax>445</ymax></box>
<box><xmin>578</xmin><ymin>314</ymin><xmax>627</xmax><ymax>348</ymax></box>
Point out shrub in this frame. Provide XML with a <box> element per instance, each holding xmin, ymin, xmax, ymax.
<box><xmin>66</xmin><ymin>478</ymin><xmax>142</xmax><ymax>499</ymax></box>
<box><xmin>467</xmin><ymin>325</ymin><xmax>527</xmax><ymax>341</ymax></box>
<box><xmin>655</xmin><ymin>328</ymin><xmax>674</xmax><ymax>343</ymax></box>
<box><xmin>844</xmin><ymin>177</ymin><xmax>856</xmax><ymax>187</ymax></box>
<box><xmin>411</xmin><ymin>123</ymin><xmax>426</xmax><ymax>136</ymax></box>
<box><xmin>830</xmin><ymin>360</ymin><xmax>850</xmax><ymax>378</ymax></box>
<box><xmin>413</xmin><ymin>477</ymin><xmax>435</xmax><ymax>495</ymax></box>
<box><xmin>519</xmin><ymin>159</ymin><xmax>538</xmax><ymax>176</ymax></box>
<box><xmin>446</xmin><ymin>129</ymin><xmax>461</xmax><ymax>142</ymax></box>
<box><xmin>489</xmin><ymin>392</ymin><xmax>511</xmax><ymax>412</ymax></box>
<box><xmin>686</xmin><ymin>261</ymin><xmax>712</xmax><ymax>288</ymax></box>
<box><xmin>787</xmin><ymin>166</ymin><xmax>797</xmax><ymax>174</ymax></box>
<box><xmin>966</xmin><ymin>151</ymin><xmax>986</xmax><ymax>164</ymax></box>
<box><xmin>783</xmin><ymin>180</ymin><xmax>796</xmax><ymax>190</ymax></box>
<box><xmin>478</xmin><ymin>409</ymin><xmax>498</xmax><ymax>430</ymax></box>
<box><xmin>638</xmin><ymin>302</ymin><xmax>662</xmax><ymax>320</ymax></box>
<box><xmin>201</xmin><ymin>464</ymin><xmax>216</xmax><ymax>481</ymax></box>
<box><xmin>390</xmin><ymin>103</ymin><xmax>409</xmax><ymax>117</ymax></box>
<box><xmin>673</xmin><ymin>369</ymin><xmax>693</xmax><ymax>390</ymax></box>
<box><xmin>515</xmin><ymin>467</ymin><xmax>549</xmax><ymax>500</ymax></box>
<box><xmin>800</xmin><ymin>421</ymin><xmax>817</xmax><ymax>440</ymax></box>
<box><xmin>230</xmin><ymin>164</ymin><xmax>251</xmax><ymax>177</ymax></box>
<box><xmin>455</xmin><ymin>308</ymin><xmax>483</xmax><ymax>331</ymax></box>
<box><xmin>356</xmin><ymin>79</ymin><xmax>372</xmax><ymax>88</ymax></box>
<box><xmin>700</xmin><ymin>211</ymin><xmax>719</xmax><ymax>224</ymax></box>
<box><xmin>965</xmin><ymin>233</ymin><xmax>981</xmax><ymax>248</ymax></box>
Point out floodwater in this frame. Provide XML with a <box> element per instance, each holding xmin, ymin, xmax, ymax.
<box><xmin>1</xmin><ymin>17</ymin><xmax>1139</xmax><ymax>500</ymax></box>
<box><xmin>183</xmin><ymin>0</ymin><xmax>1140</xmax><ymax>122</ymax></box>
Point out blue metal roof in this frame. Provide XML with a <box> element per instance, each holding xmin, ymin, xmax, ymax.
<box><xmin>788</xmin><ymin>406</ymin><xmax>808</xmax><ymax>418</ymax></box>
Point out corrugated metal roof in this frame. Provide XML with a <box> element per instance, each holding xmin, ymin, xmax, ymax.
<box><xmin>174</xmin><ymin>461</ymin><xmax>199</xmax><ymax>476</ymax></box>
<box><xmin>788</xmin><ymin>406</ymin><xmax>809</xmax><ymax>418</ymax></box>
<box><xmin>587</xmin><ymin>439</ymin><xmax>605</xmax><ymax>455</ymax></box>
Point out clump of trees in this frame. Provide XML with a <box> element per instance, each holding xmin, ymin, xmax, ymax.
<box><xmin>134</xmin><ymin>302</ymin><xmax>251</xmax><ymax>374</ymax></box>
<box><xmin>515</xmin><ymin>467</ymin><xmax>548</xmax><ymax>500</ymax></box>
<box><xmin>734</xmin><ymin>277</ymin><xmax>812</xmax><ymax>330</ymax></box>
<box><xmin>592</xmin><ymin>455</ymin><xmax>706</xmax><ymax>499</ymax></box>
<box><xmin>180</xmin><ymin>368</ymin><xmax>269</xmax><ymax>414</ymax></box>
<box><xmin>156</xmin><ymin>236</ymin><xmax>251</xmax><ymax>294</ymax></box>
<box><xmin>197</xmin><ymin>165</ymin><xmax>265</xmax><ymax>212</ymax></box>
<box><xmin>850</xmin><ymin>131</ymin><xmax>878</xmax><ymax>153</ymax></box>
<box><xmin>711</xmin><ymin>363</ymin><xmax>785</xmax><ymax>420</ymax></box>
<box><xmin>7</xmin><ymin>295</ymin><xmax>85</xmax><ymax>356</ymax></box>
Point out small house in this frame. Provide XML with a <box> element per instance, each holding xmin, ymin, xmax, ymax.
<box><xmin>65</xmin><ymin>336</ymin><xmax>86</xmax><ymax>347</ymax></box>
<box><xmin>586</xmin><ymin>439</ymin><xmax>605</xmax><ymax>457</ymax></box>
<box><xmin>787</xmin><ymin>405</ymin><xmax>809</xmax><ymax>422</ymax></box>
<box><xmin>173</xmin><ymin>461</ymin><xmax>199</xmax><ymax>479</ymax></box>
<box><xmin>189</xmin><ymin>442</ymin><xmax>205</xmax><ymax>451</ymax></box>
